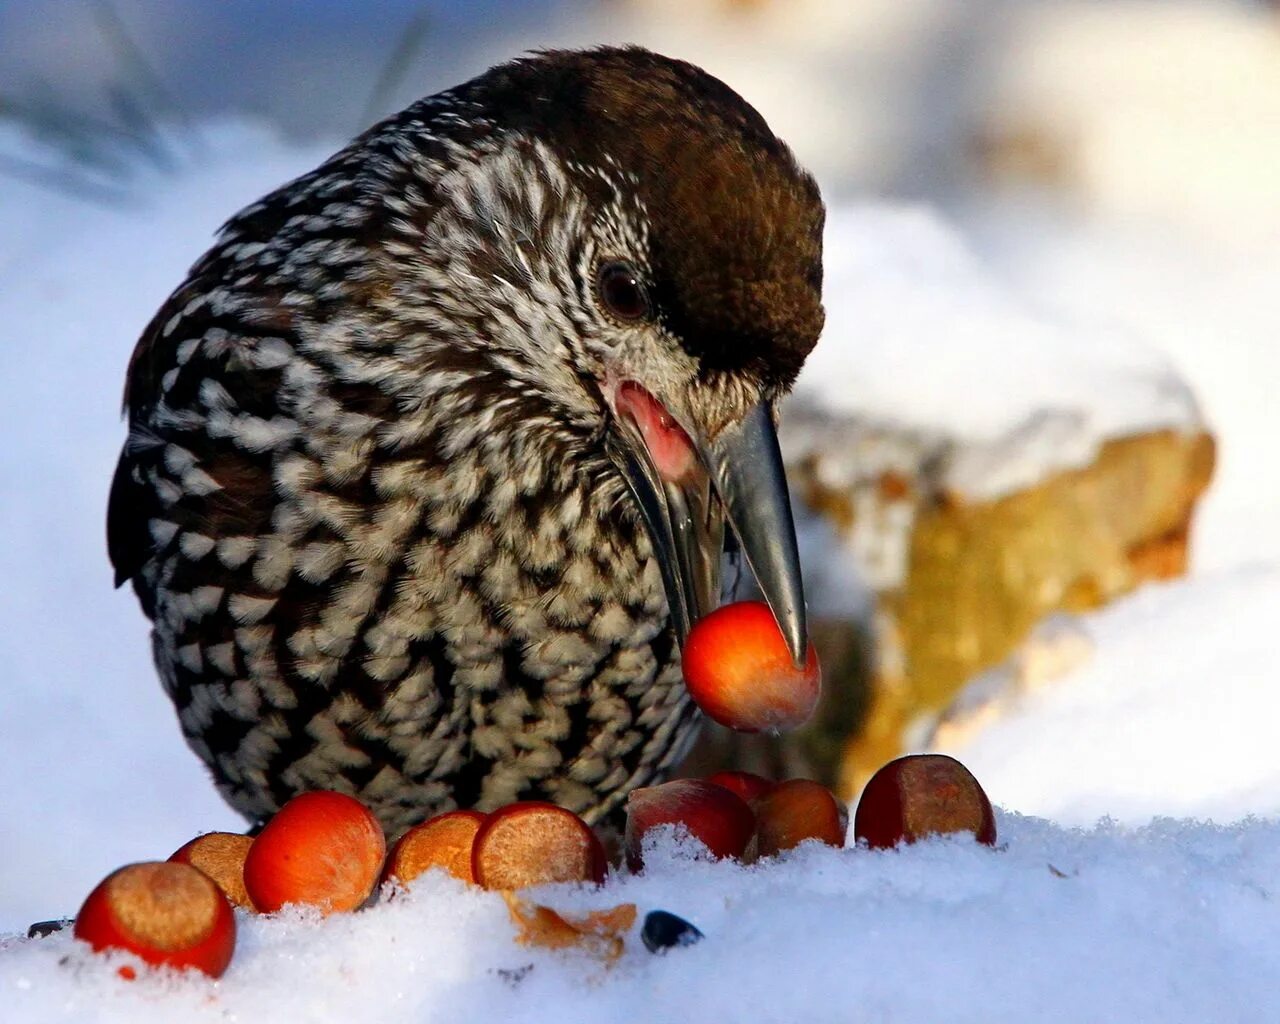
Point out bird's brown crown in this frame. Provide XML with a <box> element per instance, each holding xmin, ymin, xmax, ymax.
<box><xmin>472</xmin><ymin>47</ymin><xmax>826</xmax><ymax>390</ymax></box>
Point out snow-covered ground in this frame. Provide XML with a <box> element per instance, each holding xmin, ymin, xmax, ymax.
<box><xmin>6</xmin><ymin>818</ymin><xmax>1280</xmax><ymax>1024</ymax></box>
<box><xmin>4</xmin><ymin>2</ymin><xmax>1280</xmax><ymax>1016</ymax></box>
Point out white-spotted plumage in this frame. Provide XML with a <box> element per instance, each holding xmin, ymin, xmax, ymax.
<box><xmin>110</xmin><ymin>47</ymin><xmax>826</xmax><ymax>836</ymax></box>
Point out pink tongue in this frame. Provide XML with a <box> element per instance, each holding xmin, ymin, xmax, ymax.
<box><xmin>617</xmin><ymin>382</ymin><xmax>697</xmax><ymax>483</ymax></box>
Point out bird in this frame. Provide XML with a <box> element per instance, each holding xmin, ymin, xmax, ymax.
<box><xmin>108</xmin><ymin>46</ymin><xmax>826</xmax><ymax>837</ymax></box>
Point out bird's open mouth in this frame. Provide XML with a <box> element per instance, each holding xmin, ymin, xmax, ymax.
<box><xmin>615</xmin><ymin>382</ymin><xmax>699</xmax><ymax>485</ymax></box>
<box><xmin>608</xmin><ymin>380</ymin><xmax>807</xmax><ymax>667</ymax></box>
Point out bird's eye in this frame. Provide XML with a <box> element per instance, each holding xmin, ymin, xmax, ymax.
<box><xmin>596</xmin><ymin>261</ymin><xmax>650</xmax><ymax>322</ymax></box>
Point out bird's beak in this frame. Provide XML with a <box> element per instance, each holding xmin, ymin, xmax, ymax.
<box><xmin>610</xmin><ymin>388</ymin><xmax>808</xmax><ymax>667</ymax></box>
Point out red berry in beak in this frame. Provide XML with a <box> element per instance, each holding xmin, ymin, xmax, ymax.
<box><xmin>682</xmin><ymin>601</ymin><xmax>821</xmax><ymax>733</ymax></box>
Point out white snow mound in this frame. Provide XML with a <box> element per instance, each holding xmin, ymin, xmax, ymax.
<box><xmin>5</xmin><ymin>818</ymin><xmax>1280</xmax><ymax>1024</ymax></box>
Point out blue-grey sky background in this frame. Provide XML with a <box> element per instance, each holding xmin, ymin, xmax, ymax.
<box><xmin>0</xmin><ymin>1</ymin><xmax>572</xmax><ymax>137</ymax></box>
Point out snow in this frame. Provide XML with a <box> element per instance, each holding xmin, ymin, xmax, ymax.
<box><xmin>960</xmin><ymin>203</ymin><xmax>1280</xmax><ymax>571</ymax></box>
<box><xmin>0</xmin><ymin>121</ymin><xmax>328</xmax><ymax>935</ymax></box>
<box><xmin>936</xmin><ymin>566</ymin><xmax>1280</xmax><ymax>826</ymax></box>
<box><xmin>793</xmin><ymin>204</ymin><xmax>1200</xmax><ymax>499</ymax></box>
<box><xmin>975</xmin><ymin>1</ymin><xmax>1280</xmax><ymax>241</ymax></box>
<box><xmin>4</xmin><ymin>3</ymin><xmax>1280</xmax><ymax>1016</ymax></box>
<box><xmin>6</xmin><ymin>819</ymin><xmax>1280</xmax><ymax>1024</ymax></box>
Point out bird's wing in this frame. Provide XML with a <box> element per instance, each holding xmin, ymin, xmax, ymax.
<box><xmin>107</xmin><ymin>277</ymin><xmax>297</xmax><ymax>606</ymax></box>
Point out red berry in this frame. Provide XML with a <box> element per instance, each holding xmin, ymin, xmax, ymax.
<box><xmin>243</xmin><ymin>791</ymin><xmax>386</xmax><ymax>914</ymax></box>
<box><xmin>169</xmin><ymin>832</ymin><xmax>255</xmax><ymax>909</ymax></box>
<box><xmin>384</xmin><ymin>810</ymin><xmax>487</xmax><ymax>886</ymax></box>
<box><xmin>624</xmin><ymin>778</ymin><xmax>756</xmax><ymax>871</ymax></box>
<box><xmin>74</xmin><ymin>862</ymin><xmax>235</xmax><ymax>978</ymax></box>
<box><xmin>854</xmin><ymin>754</ymin><xmax>997</xmax><ymax>849</ymax></box>
<box><xmin>682</xmin><ymin>601</ymin><xmax>821</xmax><ymax>733</ymax></box>
<box><xmin>472</xmin><ymin>802</ymin><xmax>607</xmax><ymax>890</ymax></box>
<box><xmin>755</xmin><ymin>778</ymin><xmax>846</xmax><ymax>856</ymax></box>
<box><xmin>705</xmin><ymin>770</ymin><xmax>777</xmax><ymax>804</ymax></box>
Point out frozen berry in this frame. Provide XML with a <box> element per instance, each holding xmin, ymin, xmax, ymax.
<box><xmin>705</xmin><ymin>770</ymin><xmax>776</xmax><ymax>804</ymax></box>
<box><xmin>755</xmin><ymin>778</ymin><xmax>846</xmax><ymax>856</ymax></box>
<box><xmin>682</xmin><ymin>601</ymin><xmax>821</xmax><ymax>733</ymax></box>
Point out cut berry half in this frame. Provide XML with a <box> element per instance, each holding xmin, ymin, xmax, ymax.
<box><xmin>243</xmin><ymin>790</ymin><xmax>386</xmax><ymax>914</ymax></box>
<box><xmin>854</xmin><ymin>754</ymin><xmax>997</xmax><ymax>849</ymax></box>
<box><xmin>384</xmin><ymin>810</ymin><xmax>487</xmax><ymax>887</ymax></box>
<box><xmin>754</xmin><ymin>778</ymin><xmax>846</xmax><ymax>856</ymax></box>
<box><xmin>624</xmin><ymin>778</ymin><xmax>756</xmax><ymax>871</ymax></box>
<box><xmin>682</xmin><ymin>601</ymin><xmax>821</xmax><ymax>733</ymax></box>
<box><xmin>169</xmin><ymin>832</ymin><xmax>255</xmax><ymax>909</ymax></box>
<box><xmin>74</xmin><ymin>861</ymin><xmax>235</xmax><ymax>979</ymax></box>
<box><xmin>472</xmin><ymin>802</ymin><xmax>608</xmax><ymax>890</ymax></box>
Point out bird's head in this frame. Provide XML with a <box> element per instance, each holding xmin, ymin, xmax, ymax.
<box><xmin>361</xmin><ymin>47</ymin><xmax>824</xmax><ymax>662</ymax></box>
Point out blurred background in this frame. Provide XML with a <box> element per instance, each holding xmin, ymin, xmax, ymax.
<box><xmin>3</xmin><ymin>0</ymin><xmax>1280</xmax><ymax>929</ymax></box>
<box><xmin>5</xmin><ymin>0</ymin><xmax>1280</xmax><ymax>219</ymax></box>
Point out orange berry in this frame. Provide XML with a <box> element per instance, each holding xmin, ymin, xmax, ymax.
<box><xmin>755</xmin><ymin>778</ymin><xmax>846</xmax><ymax>856</ymax></box>
<box><xmin>472</xmin><ymin>802</ymin><xmax>607</xmax><ymax>890</ymax></box>
<box><xmin>243</xmin><ymin>791</ymin><xmax>386</xmax><ymax>914</ymax></box>
<box><xmin>384</xmin><ymin>810</ymin><xmax>487</xmax><ymax>886</ymax></box>
<box><xmin>169</xmin><ymin>832</ymin><xmax>255</xmax><ymax>909</ymax></box>
<box><xmin>625</xmin><ymin>778</ymin><xmax>756</xmax><ymax>871</ymax></box>
<box><xmin>682</xmin><ymin>601</ymin><xmax>821</xmax><ymax>732</ymax></box>
<box><xmin>705</xmin><ymin>770</ymin><xmax>777</xmax><ymax>804</ymax></box>
<box><xmin>854</xmin><ymin>754</ymin><xmax>997</xmax><ymax>849</ymax></box>
<box><xmin>74</xmin><ymin>862</ymin><xmax>235</xmax><ymax>978</ymax></box>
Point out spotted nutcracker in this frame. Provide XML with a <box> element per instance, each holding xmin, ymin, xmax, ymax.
<box><xmin>108</xmin><ymin>46</ymin><xmax>825</xmax><ymax>836</ymax></box>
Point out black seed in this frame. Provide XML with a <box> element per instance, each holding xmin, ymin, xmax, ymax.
<box><xmin>641</xmin><ymin>909</ymin><xmax>703</xmax><ymax>953</ymax></box>
<box><xmin>27</xmin><ymin>918</ymin><xmax>72</xmax><ymax>939</ymax></box>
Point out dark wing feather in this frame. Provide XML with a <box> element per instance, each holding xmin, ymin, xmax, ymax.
<box><xmin>107</xmin><ymin>451</ymin><xmax>154</xmax><ymax>590</ymax></box>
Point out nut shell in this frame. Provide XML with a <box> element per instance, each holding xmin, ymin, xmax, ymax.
<box><xmin>169</xmin><ymin>832</ymin><xmax>254</xmax><ymax>909</ymax></box>
<box><xmin>385</xmin><ymin>810</ymin><xmax>487</xmax><ymax>886</ymax></box>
